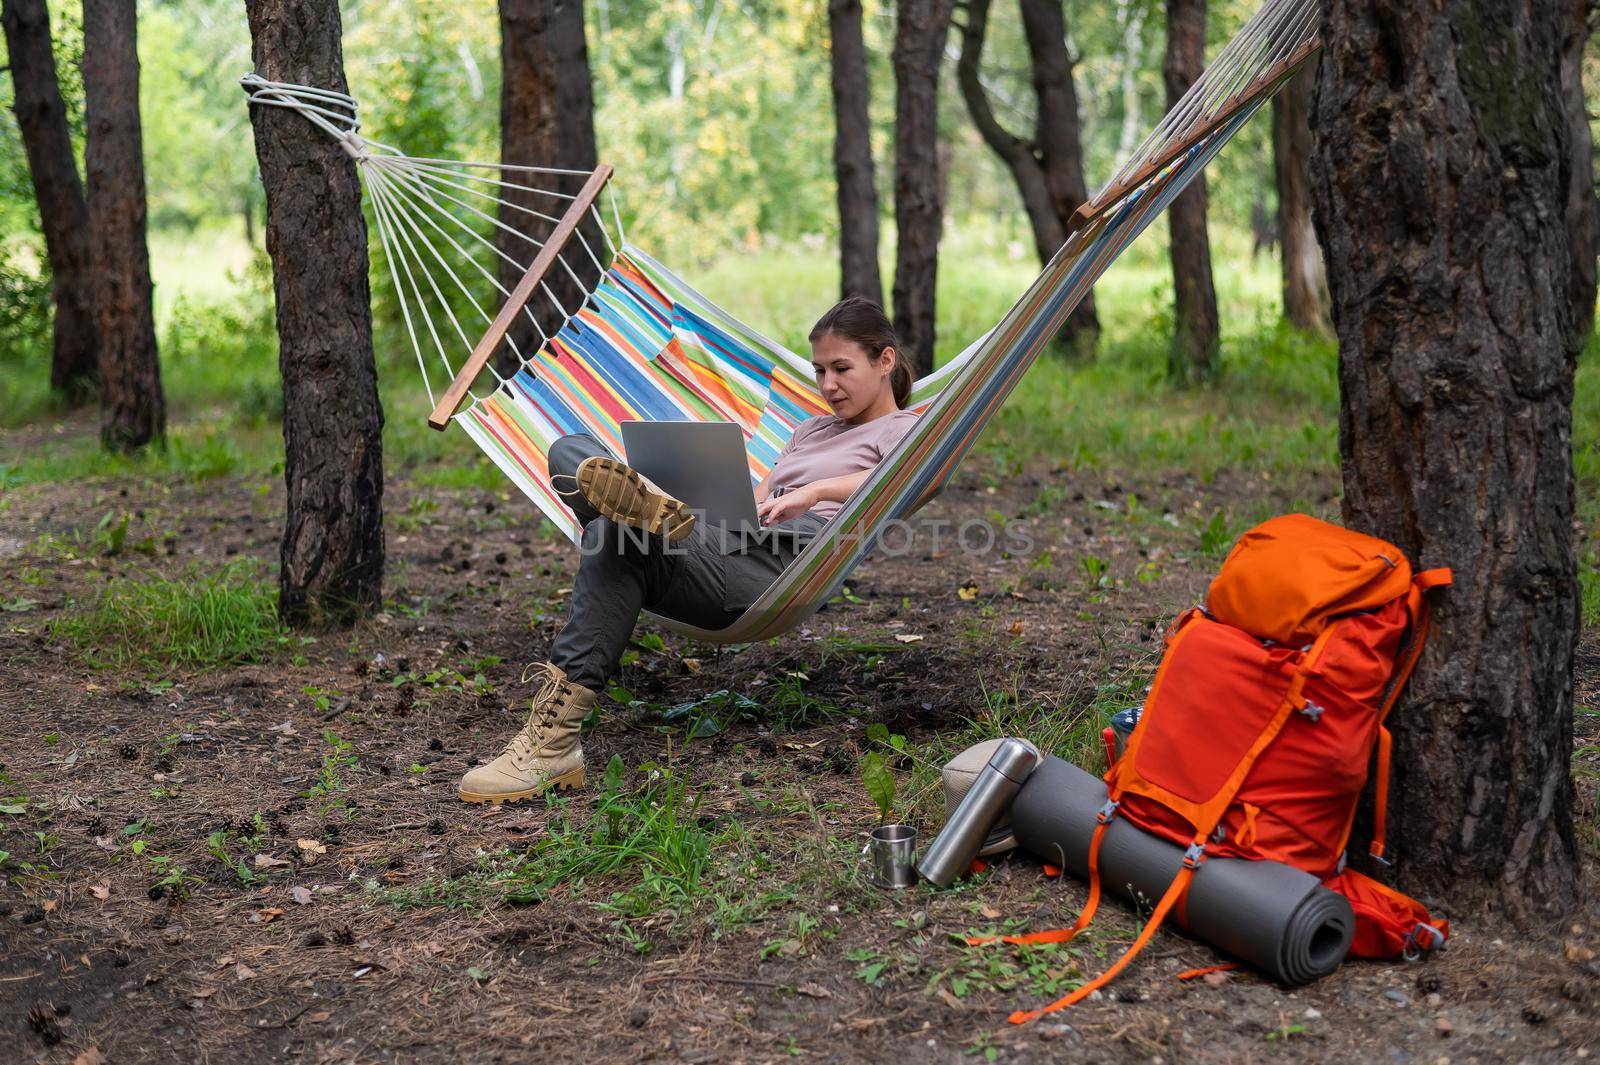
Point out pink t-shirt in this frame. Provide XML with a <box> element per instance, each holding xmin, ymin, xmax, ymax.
<box><xmin>767</xmin><ymin>409</ymin><xmax>920</xmax><ymax>522</ymax></box>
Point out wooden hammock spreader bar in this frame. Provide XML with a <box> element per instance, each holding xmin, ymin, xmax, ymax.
<box><xmin>1068</xmin><ymin>40</ymin><xmax>1319</xmax><ymax>234</ymax></box>
<box><xmin>427</xmin><ymin>163</ymin><xmax>615</xmax><ymax>430</ymax></box>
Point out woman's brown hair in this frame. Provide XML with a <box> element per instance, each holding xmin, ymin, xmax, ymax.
<box><xmin>808</xmin><ymin>296</ymin><xmax>913</xmax><ymax>409</ymax></box>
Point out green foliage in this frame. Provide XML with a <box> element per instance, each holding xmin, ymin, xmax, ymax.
<box><xmin>51</xmin><ymin>560</ymin><xmax>286</xmax><ymax>671</ymax></box>
<box><xmin>378</xmin><ymin>757</ymin><xmax>733</xmax><ymax>919</ymax></box>
<box><xmin>859</xmin><ymin>751</ymin><xmax>896</xmax><ymax>822</ymax></box>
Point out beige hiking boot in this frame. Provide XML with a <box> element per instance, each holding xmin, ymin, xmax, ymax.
<box><xmin>458</xmin><ymin>663</ymin><xmax>599</xmax><ymax>804</ymax></box>
<box><xmin>575</xmin><ymin>455</ymin><xmax>697</xmax><ymax>541</ymax></box>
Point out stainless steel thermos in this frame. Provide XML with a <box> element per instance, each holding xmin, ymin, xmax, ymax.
<box><xmin>917</xmin><ymin>737</ymin><xmax>1040</xmax><ymax>888</ymax></box>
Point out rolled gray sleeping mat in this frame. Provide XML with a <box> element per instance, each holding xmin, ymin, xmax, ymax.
<box><xmin>1009</xmin><ymin>755</ymin><xmax>1354</xmax><ymax>986</ymax></box>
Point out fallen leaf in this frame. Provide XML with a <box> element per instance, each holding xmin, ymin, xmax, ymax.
<box><xmin>937</xmin><ymin>988</ymin><xmax>963</xmax><ymax>1009</ymax></box>
<box><xmin>796</xmin><ymin>983</ymin><xmax>832</xmax><ymax>999</ymax></box>
<box><xmin>978</xmin><ymin>904</ymin><xmax>1001</xmax><ymax>920</ymax></box>
<box><xmin>40</xmin><ymin>899</ymin><xmax>57</xmax><ymax>912</ymax></box>
<box><xmin>253</xmin><ymin>908</ymin><xmax>285</xmax><ymax>924</ymax></box>
<box><xmin>72</xmin><ymin>1049</ymin><xmax>108</xmax><ymax>1065</ymax></box>
<box><xmin>216</xmin><ymin>955</ymin><xmax>237</xmax><ymax>967</ymax></box>
<box><xmin>305</xmin><ymin>1010</ymin><xmax>332</xmax><ymax>1023</ymax></box>
<box><xmin>254</xmin><ymin>854</ymin><xmax>289</xmax><ymax>869</ymax></box>
<box><xmin>1566</xmin><ymin>941</ymin><xmax>1597</xmax><ymax>963</ymax></box>
<box><xmin>466</xmin><ymin>966</ymin><xmax>490</xmax><ymax>983</ymax></box>
<box><xmin>682</xmin><ymin>657</ymin><xmax>702</xmax><ymax>674</ymax></box>
<box><xmin>190</xmin><ymin>986</ymin><xmax>218</xmax><ymax>999</ymax></box>
<box><xmin>296</xmin><ymin>839</ymin><xmax>327</xmax><ymax>855</ymax></box>
<box><xmin>892</xmin><ymin>634</ymin><xmax>924</xmax><ymax>644</ymax></box>
<box><xmin>1008</xmin><ymin>620</ymin><xmax>1024</xmax><ymax>636</ymax></box>
<box><xmin>1435</xmin><ymin>1017</ymin><xmax>1455</xmax><ymax>1037</ymax></box>
<box><xmin>291</xmin><ymin>886</ymin><xmax>314</xmax><ymax>906</ymax></box>
<box><xmin>267</xmin><ymin>721</ymin><xmax>297</xmax><ymax>736</ymax></box>
<box><xmin>1202</xmin><ymin>972</ymin><xmax>1231</xmax><ymax>988</ymax></box>
<box><xmin>89</xmin><ymin>883</ymin><xmax>110</xmax><ymax>901</ymax></box>
<box><xmin>234</xmin><ymin>963</ymin><xmax>256</xmax><ymax>981</ymax></box>
<box><xmin>957</xmin><ymin>582</ymin><xmax>979</xmax><ymax>601</ymax></box>
<box><xmin>94</xmin><ymin>836</ymin><xmax>118</xmax><ymax>853</ymax></box>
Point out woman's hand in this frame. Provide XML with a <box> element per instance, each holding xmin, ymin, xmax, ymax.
<box><xmin>757</xmin><ymin>485</ymin><xmax>817</xmax><ymax>526</ymax></box>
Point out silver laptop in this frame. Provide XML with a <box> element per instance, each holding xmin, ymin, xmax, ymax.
<box><xmin>620</xmin><ymin>420</ymin><xmax>761</xmax><ymax>533</ymax></box>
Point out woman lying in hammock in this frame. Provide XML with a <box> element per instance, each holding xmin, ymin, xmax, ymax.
<box><xmin>458</xmin><ymin>297</ymin><xmax>920</xmax><ymax>804</ymax></box>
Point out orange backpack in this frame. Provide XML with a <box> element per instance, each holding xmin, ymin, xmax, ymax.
<box><xmin>981</xmin><ymin>514</ymin><xmax>1452</xmax><ymax>1022</ymax></box>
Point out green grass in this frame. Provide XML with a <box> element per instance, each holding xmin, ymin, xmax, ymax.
<box><xmin>51</xmin><ymin>559</ymin><xmax>289</xmax><ymax>671</ymax></box>
<box><xmin>5</xmin><ymin>228</ymin><xmax>1599</xmax><ymax>559</ymax></box>
<box><xmin>378</xmin><ymin>756</ymin><xmax>726</xmax><ymax>915</ymax></box>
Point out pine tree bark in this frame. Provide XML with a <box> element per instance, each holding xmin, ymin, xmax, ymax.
<box><xmin>496</xmin><ymin>0</ymin><xmax>600</xmax><ymax>378</ymax></box>
<box><xmin>829</xmin><ymin>0</ymin><xmax>883</xmax><ymax>306</ymax></box>
<box><xmin>1312</xmin><ymin>0</ymin><xmax>1581</xmax><ymax>919</ymax></box>
<box><xmin>82</xmin><ymin>0</ymin><xmax>163</xmax><ymax>449</ymax></box>
<box><xmin>892</xmin><ymin>0</ymin><xmax>955</xmax><ymax>379</ymax></box>
<box><xmin>1561</xmin><ymin>0</ymin><xmax>1597</xmax><ymax>340</ymax></box>
<box><xmin>2</xmin><ymin>0</ymin><xmax>98</xmax><ymax>405</ymax></box>
<box><xmin>246</xmin><ymin>0</ymin><xmax>385</xmax><ymax>628</ymax></box>
<box><xmin>956</xmin><ymin>0</ymin><xmax>1099</xmax><ymax>358</ymax></box>
<box><xmin>1163</xmin><ymin>0</ymin><xmax>1219</xmax><ymax>383</ymax></box>
<box><xmin>1270</xmin><ymin>63</ymin><xmax>1329</xmax><ymax>334</ymax></box>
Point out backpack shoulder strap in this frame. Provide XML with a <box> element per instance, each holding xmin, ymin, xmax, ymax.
<box><xmin>1367</xmin><ymin>568</ymin><xmax>1452</xmax><ymax>861</ymax></box>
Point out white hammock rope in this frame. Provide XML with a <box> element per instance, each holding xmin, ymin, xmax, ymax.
<box><xmin>242</xmin><ymin>72</ymin><xmax>628</xmax><ymax>410</ymax></box>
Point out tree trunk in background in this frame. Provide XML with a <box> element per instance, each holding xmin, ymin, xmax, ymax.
<box><xmin>82</xmin><ymin>0</ymin><xmax>163</xmax><ymax>449</ymax></box>
<box><xmin>2</xmin><ymin>0</ymin><xmax>99</xmax><ymax>405</ymax></box>
<box><xmin>829</xmin><ymin>0</ymin><xmax>883</xmax><ymax>306</ymax></box>
<box><xmin>1561</xmin><ymin>0</ymin><xmax>1597</xmax><ymax>341</ymax></box>
<box><xmin>1162</xmin><ymin>0</ymin><xmax>1218</xmax><ymax>383</ymax></box>
<box><xmin>1270</xmin><ymin>63</ymin><xmax>1328</xmax><ymax>334</ymax></box>
<box><xmin>1021</xmin><ymin>0</ymin><xmax>1098</xmax><ymax>357</ymax></box>
<box><xmin>956</xmin><ymin>0</ymin><xmax>1099</xmax><ymax>359</ymax></box>
<box><xmin>892</xmin><ymin>0</ymin><xmax>954</xmax><ymax>379</ymax></box>
<box><xmin>1312</xmin><ymin>0</ymin><xmax>1580</xmax><ymax>919</ymax></box>
<box><xmin>246</xmin><ymin>0</ymin><xmax>385</xmax><ymax>628</ymax></box>
<box><xmin>496</xmin><ymin>0</ymin><xmax>599</xmax><ymax>378</ymax></box>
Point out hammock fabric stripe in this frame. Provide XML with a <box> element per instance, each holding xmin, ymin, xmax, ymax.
<box><xmin>461</xmin><ymin>250</ymin><xmax>837</xmax><ymax>543</ymax></box>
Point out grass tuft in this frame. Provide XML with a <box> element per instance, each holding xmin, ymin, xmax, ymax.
<box><xmin>52</xmin><ymin>560</ymin><xmax>287</xmax><ymax>671</ymax></box>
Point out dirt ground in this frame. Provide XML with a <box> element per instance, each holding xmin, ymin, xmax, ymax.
<box><xmin>2</xmin><ymin>438</ymin><xmax>1597</xmax><ymax>1064</ymax></box>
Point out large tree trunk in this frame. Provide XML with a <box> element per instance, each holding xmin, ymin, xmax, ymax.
<box><xmin>1561</xmin><ymin>0</ymin><xmax>1597</xmax><ymax>340</ymax></box>
<box><xmin>495</xmin><ymin>0</ymin><xmax>600</xmax><ymax>378</ymax></box>
<box><xmin>956</xmin><ymin>0</ymin><xmax>1099</xmax><ymax>358</ymax></box>
<box><xmin>2</xmin><ymin>0</ymin><xmax>98</xmax><ymax>405</ymax></box>
<box><xmin>891</xmin><ymin>0</ymin><xmax>954</xmax><ymax>379</ymax></box>
<box><xmin>1270</xmin><ymin>63</ymin><xmax>1329</xmax><ymax>334</ymax></box>
<box><xmin>1312</xmin><ymin>0</ymin><xmax>1581</xmax><ymax>919</ymax></box>
<box><xmin>829</xmin><ymin>0</ymin><xmax>883</xmax><ymax>306</ymax></box>
<box><xmin>82</xmin><ymin>0</ymin><xmax>163</xmax><ymax>449</ymax></box>
<box><xmin>1162</xmin><ymin>0</ymin><xmax>1219</xmax><ymax>383</ymax></box>
<box><xmin>246</xmin><ymin>0</ymin><xmax>385</xmax><ymax>628</ymax></box>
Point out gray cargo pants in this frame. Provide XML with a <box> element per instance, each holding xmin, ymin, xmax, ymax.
<box><xmin>545</xmin><ymin>433</ymin><xmax>824</xmax><ymax>691</ymax></box>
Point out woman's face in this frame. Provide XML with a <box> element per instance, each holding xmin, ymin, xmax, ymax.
<box><xmin>811</xmin><ymin>333</ymin><xmax>893</xmax><ymax>421</ymax></box>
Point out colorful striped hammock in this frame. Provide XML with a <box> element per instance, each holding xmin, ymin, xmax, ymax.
<box><xmin>243</xmin><ymin>0</ymin><xmax>1322</xmax><ymax>644</ymax></box>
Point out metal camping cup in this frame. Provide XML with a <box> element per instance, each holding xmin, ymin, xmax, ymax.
<box><xmin>861</xmin><ymin>823</ymin><xmax>919</xmax><ymax>889</ymax></box>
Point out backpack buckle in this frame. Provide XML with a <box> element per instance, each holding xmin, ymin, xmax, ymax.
<box><xmin>1299</xmin><ymin>700</ymin><xmax>1326</xmax><ymax>722</ymax></box>
<box><xmin>1402</xmin><ymin>922</ymin><xmax>1446</xmax><ymax>962</ymax></box>
<box><xmin>1096</xmin><ymin>800</ymin><xmax>1120</xmax><ymax>826</ymax></box>
<box><xmin>1182</xmin><ymin>842</ymin><xmax>1207</xmax><ymax>869</ymax></box>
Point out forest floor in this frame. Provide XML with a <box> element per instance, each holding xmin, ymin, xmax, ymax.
<box><xmin>1</xmin><ymin>423</ymin><xmax>1597</xmax><ymax>1064</ymax></box>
